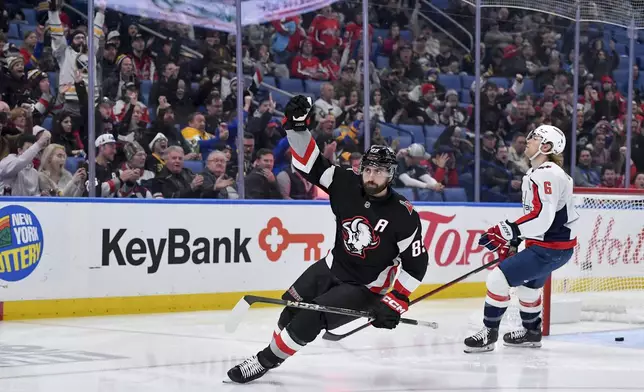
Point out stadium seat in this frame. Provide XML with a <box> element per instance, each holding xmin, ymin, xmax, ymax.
<box><xmin>489</xmin><ymin>77</ymin><xmax>509</xmax><ymax>89</ymax></box>
<box><xmin>8</xmin><ymin>38</ymin><xmax>22</xmax><ymax>47</ymax></box>
<box><xmin>397</xmin><ymin>124</ymin><xmax>424</xmax><ymax>143</ymax></box>
<box><xmin>460</xmin><ymin>90</ymin><xmax>471</xmax><ymax>104</ymax></box>
<box><xmin>397</xmin><ymin>134</ymin><xmax>413</xmax><ymax>149</ymax></box>
<box><xmin>399</xmin><ymin>30</ymin><xmax>412</xmax><ymax>42</ymax></box>
<box><xmin>42</xmin><ymin>116</ymin><xmax>53</xmax><ymax>131</ymax></box>
<box><xmin>425</xmin><ymin>125</ymin><xmax>444</xmax><ymax>139</ymax></box>
<box><xmin>438</xmin><ymin>74</ymin><xmax>461</xmax><ymax>91</ymax></box>
<box><xmin>8</xmin><ymin>23</ymin><xmax>20</xmax><ymax>39</ymax></box>
<box><xmin>272</xmin><ymin>92</ymin><xmax>290</xmax><ymax>110</ymax></box>
<box><xmin>417</xmin><ymin>189</ymin><xmax>443</xmax><ymax>202</ymax></box>
<box><xmin>393</xmin><ymin>187</ymin><xmax>415</xmax><ymax>201</ymax></box>
<box><xmin>21</xmin><ymin>8</ymin><xmax>37</xmax><ymax>25</ymax></box>
<box><xmin>19</xmin><ymin>24</ymin><xmax>35</xmax><ymax>36</ymax></box>
<box><xmin>461</xmin><ymin>75</ymin><xmax>476</xmax><ymax>90</ymax></box>
<box><xmin>304</xmin><ymin>80</ymin><xmax>323</xmax><ymax>94</ymax></box>
<box><xmin>425</xmin><ymin>137</ymin><xmax>438</xmax><ymax>152</ymax></box>
<box><xmin>184</xmin><ymin>160</ymin><xmax>204</xmax><ymax>174</ymax></box>
<box><xmin>140</xmin><ymin>80</ymin><xmax>152</xmax><ymax>104</ymax></box>
<box><xmin>522</xmin><ymin>78</ymin><xmax>535</xmax><ymax>94</ymax></box>
<box><xmin>65</xmin><ymin>157</ymin><xmax>85</xmax><ymax>173</ymax></box>
<box><xmin>443</xmin><ymin>188</ymin><xmax>468</xmax><ymax>202</ymax></box>
<box><xmin>262</xmin><ymin>76</ymin><xmax>276</xmax><ymax>87</ymax></box>
<box><xmin>376</xmin><ymin>56</ymin><xmax>389</xmax><ymax>69</ymax></box>
<box><xmin>373</xmin><ymin>29</ymin><xmax>389</xmax><ymax>42</ymax></box>
<box><xmin>378</xmin><ymin>123</ymin><xmax>399</xmax><ymax>140</ymax></box>
<box><xmin>277</xmin><ymin>78</ymin><xmax>305</xmax><ymax>93</ymax></box>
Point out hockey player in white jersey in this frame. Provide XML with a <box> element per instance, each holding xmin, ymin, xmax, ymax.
<box><xmin>464</xmin><ymin>125</ymin><xmax>579</xmax><ymax>353</ymax></box>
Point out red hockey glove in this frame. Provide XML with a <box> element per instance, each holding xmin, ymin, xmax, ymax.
<box><xmin>371</xmin><ymin>290</ymin><xmax>409</xmax><ymax>329</ymax></box>
<box><xmin>479</xmin><ymin>220</ymin><xmax>520</xmax><ymax>260</ymax></box>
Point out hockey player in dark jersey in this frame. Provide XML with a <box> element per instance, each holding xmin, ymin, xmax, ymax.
<box><xmin>227</xmin><ymin>95</ymin><xmax>429</xmax><ymax>384</ymax></box>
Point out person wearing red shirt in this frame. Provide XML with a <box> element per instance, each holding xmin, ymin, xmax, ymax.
<box><xmin>308</xmin><ymin>7</ymin><xmax>341</xmax><ymax>58</ymax></box>
<box><xmin>321</xmin><ymin>47</ymin><xmax>342</xmax><ymax>81</ymax></box>
<box><xmin>291</xmin><ymin>39</ymin><xmax>327</xmax><ymax>80</ymax></box>
<box><xmin>344</xmin><ymin>13</ymin><xmax>373</xmax><ymax>53</ymax></box>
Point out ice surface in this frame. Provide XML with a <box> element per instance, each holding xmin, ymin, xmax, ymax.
<box><xmin>1</xmin><ymin>298</ymin><xmax>643</xmax><ymax>391</ymax></box>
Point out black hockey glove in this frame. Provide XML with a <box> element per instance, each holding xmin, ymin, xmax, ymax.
<box><xmin>283</xmin><ymin>95</ymin><xmax>314</xmax><ymax>132</ymax></box>
<box><xmin>371</xmin><ymin>290</ymin><xmax>409</xmax><ymax>329</ymax></box>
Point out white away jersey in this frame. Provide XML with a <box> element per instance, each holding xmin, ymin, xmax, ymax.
<box><xmin>515</xmin><ymin>162</ymin><xmax>579</xmax><ymax>248</ymax></box>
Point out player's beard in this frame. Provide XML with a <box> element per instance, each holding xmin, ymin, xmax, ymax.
<box><xmin>363</xmin><ymin>180</ymin><xmax>388</xmax><ymax>196</ymax></box>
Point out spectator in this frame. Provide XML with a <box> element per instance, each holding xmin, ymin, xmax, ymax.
<box><xmin>155</xmin><ymin>145</ymin><xmax>204</xmax><ymax>198</ymax></box>
<box><xmin>129</xmin><ymin>33</ymin><xmax>155</xmax><ymax>81</ymax></box>
<box><xmin>245</xmin><ymin>148</ymin><xmax>282</xmax><ymax>199</ymax></box>
<box><xmin>201</xmin><ymin>150</ymin><xmax>238</xmax><ymax>199</ymax></box>
<box><xmin>481</xmin><ymin>131</ymin><xmax>498</xmax><ymax>162</ymax></box>
<box><xmin>314</xmin><ymin>83</ymin><xmax>342</xmax><ymax>123</ymax></box>
<box><xmin>104</xmin><ymin>55</ymin><xmax>137</xmax><ymax>101</ymax></box>
<box><xmin>37</xmin><ymin>143</ymin><xmax>85</xmax><ymax>197</ymax></box>
<box><xmin>600</xmin><ymin>165</ymin><xmax>620</xmax><ymax>188</ymax></box>
<box><xmin>51</xmin><ymin>113</ymin><xmax>85</xmax><ymax>157</ymax></box>
<box><xmin>632</xmin><ymin>172</ymin><xmax>644</xmax><ymax>189</ymax></box>
<box><xmin>116</xmin><ymin>141</ymin><xmax>154</xmax><ymax>198</ymax></box>
<box><xmin>19</xmin><ymin>29</ymin><xmax>44</xmax><ymax>71</ymax></box>
<box><xmin>508</xmin><ymin>132</ymin><xmax>529</xmax><ymax>175</ymax></box>
<box><xmin>483</xmin><ymin>145</ymin><xmax>522</xmax><ymax>202</ymax></box>
<box><xmin>48</xmin><ymin>2</ymin><xmax>105</xmax><ymax>111</ymax></box>
<box><xmin>427</xmin><ymin>145</ymin><xmax>459</xmax><ymax>188</ymax></box>
<box><xmin>394</xmin><ymin>143</ymin><xmax>443</xmax><ymax>191</ymax></box>
<box><xmin>590</xmin><ymin>132</ymin><xmax>610</xmax><ymax>168</ymax></box>
<box><xmin>1</xmin><ymin>56</ymin><xmax>29</xmax><ymax>108</ymax></box>
<box><xmin>93</xmin><ymin>133</ymin><xmax>129</xmax><ymax>197</ymax></box>
<box><xmin>276</xmin><ymin>163</ymin><xmax>315</xmax><ymax>199</ymax></box>
<box><xmin>574</xmin><ymin>148</ymin><xmax>601</xmax><ymax>187</ymax></box>
<box><xmin>0</xmin><ymin>131</ymin><xmax>50</xmax><ymax>196</ymax></box>
<box><xmin>146</xmin><ymin>133</ymin><xmax>169</xmax><ymax>175</ymax></box>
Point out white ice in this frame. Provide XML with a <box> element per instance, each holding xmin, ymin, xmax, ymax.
<box><xmin>1</xmin><ymin>298</ymin><xmax>643</xmax><ymax>392</ymax></box>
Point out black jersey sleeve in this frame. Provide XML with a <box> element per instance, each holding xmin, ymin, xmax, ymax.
<box><xmin>392</xmin><ymin>209</ymin><xmax>428</xmax><ymax>297</ymax></box>
<box><xmin>286</xmin><ymin>128</ymin><xmax>353</xmax><ymax>195</ymax></box>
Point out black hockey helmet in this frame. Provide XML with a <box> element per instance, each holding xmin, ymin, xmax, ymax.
<box><xmin>359</xmin><ymin>145</ymin><xmax>397</xmax><ymax>179</ymax></box>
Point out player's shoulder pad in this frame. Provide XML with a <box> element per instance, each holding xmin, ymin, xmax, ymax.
<box><xmin>531</xmin><ymin>162</ymin><xmax>566</xmax><ymax>181</ymax></box>
<box><xmin>391</xmin><ymin>190</ymin><xmax>418</xmax><ymax>217</ymax></box>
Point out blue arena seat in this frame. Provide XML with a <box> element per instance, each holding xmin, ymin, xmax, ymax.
<box><xmin>438</xmin><ymin>74</ymin><xmax>462</xmax><ymax>91</ymax></box>
<box><xmin>397</xmin><ymin>124</ymin><xmax>424</xmax><ymax>143</ymax></box>
<box><xmin>304</xmin><ymin>80</ymin><xmax>323</xmax><ymax>94</ymax></box>
<box><xmin>184</xmin><ymin>160</ymin><xmax>204</xmax><ymax>174</ymax></box>
<box><xmin>443</xmin><ymin>187</ymin><xmax>468</xmax><ymax>202</ymax></box>
<box><xmin>393</xmin><ymin>187</ymin><xmax>415</xmax><ymax>201</ymax></box>
<box><xmin>277</xmin><ymin>78</ymin><xmax>305</xmax><ymax>93</ymax></box>
<box><xmin>397</xmin><ymin>134</ymin><xmax>413</xmax><ymax>149</ymax></box>
<box><xmin>425</xmin><ymin>125</ymin><xmax>444</xmax><ymax>139</ymax></box>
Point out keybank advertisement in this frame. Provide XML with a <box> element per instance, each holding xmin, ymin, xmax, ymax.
<box><xmin>0</xmin><ymin>201</ymin><xmax>641</xmax><ymax>301</ymax></box>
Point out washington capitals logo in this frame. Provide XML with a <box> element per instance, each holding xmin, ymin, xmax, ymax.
<box><xmin>341</xmin><ymin>216</ymin><xmax>380</xmax><ymax>258</ymax></box>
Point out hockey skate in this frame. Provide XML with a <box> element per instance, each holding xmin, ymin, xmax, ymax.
<box><xmin>226</xmin><ymin>354</ymin><xmax>271</xmax><ymax>384</ymax></box>
<box><xmin>464</xmin><ymin>327</ymin><xmax>498</xmax><ymax>353</ymax></box>
<box><xmin>503</xmin><ymin>328</ymin><xmax>542</xmax><ymax>348</ymax></box>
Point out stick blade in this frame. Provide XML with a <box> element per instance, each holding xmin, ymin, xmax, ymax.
<box><xmin>322</xmin><ymin>331</ymin><xmax>345</xmax><ymax>341</ymax></box>
<box><xmin>225</xmin><ymin>297</ymin><xmax>251</xmax><ymax>333</ymax></box>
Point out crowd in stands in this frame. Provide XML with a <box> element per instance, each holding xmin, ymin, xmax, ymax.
<box><xmin>1</xmin><ymin>0</ymin><xmax>643</xmax><ymax>201</ymax></box>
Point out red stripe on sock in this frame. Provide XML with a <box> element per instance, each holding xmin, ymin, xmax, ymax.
<box><xmin>274</xmin><ymin>333</ymin><xmax>296</xmax><ymax>356</ymax></box>
<box><xmin>519</xmin><ymin>297</ymin><xmax>542</xmax><ymax>308</ymax></box>
<box><xmin>486</xmin><ymin>290</ymin><xmax>510</xmax><ymax>302</ymax></box>
<box><xmin>0</xmin><ymin>302</ymin><xmax>4</xmax><ymax>321</ymax></box>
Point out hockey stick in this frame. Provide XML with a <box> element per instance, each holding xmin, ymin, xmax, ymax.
<box><xmin>322</xmin><ymin>257</ymin><xmax>504</xmax><ymax>341</ymax></box>
<box><xmin>224</xmin><ymin>295</ymin><xmax>439</xmax><ymax>333</ymax></box>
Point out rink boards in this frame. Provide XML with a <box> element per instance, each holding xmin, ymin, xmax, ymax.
<box><xmin>0</xmin><ymin>198</ymin><xmax>641</xmax><ymax>320</ymax></box>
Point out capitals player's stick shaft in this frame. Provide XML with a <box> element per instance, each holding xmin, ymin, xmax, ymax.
<box><xmin>322</xmin><ymin>256</ymin><xmax>505</xmax><ymax>341</ymax></box>
<box><xmin>225</xmin><ymin>295</ymin><xmax>438</xmax><ymax>333</ymax></box>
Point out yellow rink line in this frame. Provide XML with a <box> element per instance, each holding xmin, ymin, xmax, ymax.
<box><xmin>1</xmin><ymin>282</ymin><xmax>487</xmax><ymax>320</ymax></box>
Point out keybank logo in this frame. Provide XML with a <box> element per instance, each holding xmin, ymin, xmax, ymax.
<box><xmin>101</xmin><ymin>228</ymin><xmax>252</xmax><ymax>274</ymax></box>
<box><xmin>0</xmin><ymin>205</ymin><xmax>44</xmax><ymax>282</ymax></box>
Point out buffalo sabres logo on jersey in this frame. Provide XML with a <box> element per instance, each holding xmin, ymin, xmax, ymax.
<box><xmin>341</xmin><ymin>216</ymin><xmax>380</xmax><ymax>258</ymax></box>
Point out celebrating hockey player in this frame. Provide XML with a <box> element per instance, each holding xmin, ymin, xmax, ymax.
<box><xmin>227</xmin><ymin>95</ymin><xmax>429</xmax><ymax>383</ymax></box>
<box><xmin>464</xmin><ymin>124</ymin><xmax>579</xmax><ymax>353</ymax></box>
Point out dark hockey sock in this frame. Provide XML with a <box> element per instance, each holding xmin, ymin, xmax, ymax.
<box><xmin>520</xmin><ymin>311</ymin><xmax>541</xmax><ymax>331</ymax></box>
<box><xmin>483</xmin><ymin>303</ymin><xmax>507</xmax><ymax>329</ymax></box>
